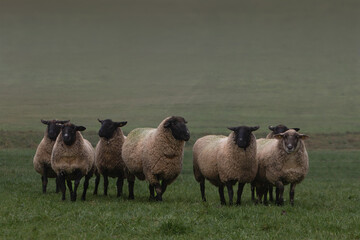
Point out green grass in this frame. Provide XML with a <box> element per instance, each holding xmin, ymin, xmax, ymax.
<box><xmin>0</xmin><ymin>148</ymin><xmax>359</xmax><ymax>239</ymax></box>
<box><xmin>1</xmin><ymin>0</ymin><xmax>360</xmax><ymax>239</ymax></box>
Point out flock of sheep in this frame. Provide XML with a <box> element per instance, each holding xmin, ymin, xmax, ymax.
<box><xmin>33</xmin><ymin>116</ymin><xmax>309</xmax><ymax>206</ymax></box>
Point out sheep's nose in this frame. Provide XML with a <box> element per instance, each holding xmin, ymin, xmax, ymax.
<box><xmin>64</xmin><ymin>133</ymin><xmax>69</xmax><ymax>138</ymax></box>
<box><xmin>287</xmin><ymin>144</ymin><xmax>293</xmax><ymax>149</ymax></box>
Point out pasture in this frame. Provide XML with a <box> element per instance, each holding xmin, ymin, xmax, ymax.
<box><xmin>0</xmin><ymin>0</ymin><xmax>359</xmax><ymax>239</ymax></box>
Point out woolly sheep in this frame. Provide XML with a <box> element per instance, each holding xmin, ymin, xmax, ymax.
<box><xmin>260</xmin><ymin>124</ymin><xmax>300</xmax><ymax>202</ymax></box>
<box><xmin>51</xmin><ymin>122</ymin><xmax>95</xmax><ymax>201</ymax></box>
<box><xmin>33</xmin><ymin>119</ymin><xmax>69</xmax><ymax>193</ymax></box>
<box><xmin>93</xmin><ymin>119</ymin><xmax>134</xmax><ymax>199</ymax></box>
<box><xmin>122</xmin><ymin>116</ymin><xmax>190</xmax><ymax>201</ymax></box>
<box><xmin>193</xmin><ymin>126</ymin><xmax>259</xmax><ymax>205</ymax></box>
<box><xmin>254</xmin><ymin>129</ymin><xmax>309</xmax><ymax>206</ymax></box>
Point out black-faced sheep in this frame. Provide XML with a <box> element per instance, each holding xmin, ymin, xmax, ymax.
<box><xmin>193</xmin><ymin>126</ymin><xmax>259</xmax><ymax>205</ymax></box>
<box><xmin>93</xmin><ymin>119</ymin><xmax>134</xmax><ymax>199</ymax></box>
<box><xmin>254</xmin><ymin>129</ymin><xmax>309</xmax><ymax>206</ymax></box>
<box><xmin>122</xmin><ymin>116</ymin><xmax>190</xmax><ymax>201</ymax></box>
<box><xmin>51</xmin><ymin>122</ymin><xmax>95</xmax><ymax>201</ymax></box>
<box><xmin>251</xmin><ymin>124</ymin><xmax>300</xmax><ymax>202</ymax></box>
<box><xmin>33</xmin><ymin>119</ymin><xmax>69</xmax><ymax>193</ymax></box>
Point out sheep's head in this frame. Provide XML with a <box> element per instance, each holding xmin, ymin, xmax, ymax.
<box><xmin>274</xmin><ymin>129</ymin><xmax>309</xmax><ymax>153</ymax></box>
<box><xmin>41</xmin><ymin>119</ymin><xmax>69</xmax><ymax>141</ymax></box>
<box><xmin>269</xmin><ymin>124</ymin><xmax>300</xmax><ymax>134</ymax></box>
<box><xmin>228</xmin><ymin>126</ymin><xmax>259</xmax><ymax>150</ymax></box>
<box><xmin>98</xmin><ymin>119</ymin><xmax>127</xmax><ymax>140</ymax></box>
<box><xmin>61</xmin><ymin>123</ymin><xmax>86</xmax><ymax>146</ymax></box>
<box><xmin>164</xmin><ymin>116</ymin><xmax>190</xmax><ymax>141</ymax></box>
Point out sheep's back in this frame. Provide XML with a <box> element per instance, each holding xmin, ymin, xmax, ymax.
<box><xmin>122</xmin><ymin>128</ymin><xmax>154</xmax><ymax>176</ymax></box>
<box><xmin>193</xmin><ymin>135</ymin><xmax>227</xmax><ymax>182</ymax></box>
<box><xmin>33</xmin><ymin>137</ymin><xmax>56</xmax><ymax>176</ymax></box>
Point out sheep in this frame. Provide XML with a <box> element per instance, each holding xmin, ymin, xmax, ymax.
<box><xmin>193</xmin><ymin>126</ymin><xmax>259</xmax><ymax>205</ymax></box>
<box><xmin>251</xmin><ymin>124</ymin><xmax>300</xmax><ymax>202</ymax></box>
<box><xmin>122</xmin><ymin>116</ymin><xmax>190</xmax><ymax>201</ymax></box>
<box><xmin>254</xmin><ymin>129</ymin><xmax>309</xmax><ymax>206</ymax></box>
<box><xmin>51</xmin><ymin>122</ymin><xmax>95</xmax><ymax>201</ymax></box>
<box><xmin>33</xmin><ymin>119</ymin><xmax>69</xmax><ymax>193</ymax></box>
<box><xmin>93</xmin><ymin>119</ymin><xmax>134</xmax><ymax>199</ymax></box>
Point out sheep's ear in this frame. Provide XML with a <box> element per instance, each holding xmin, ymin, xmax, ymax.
<box><xmin>57</xmin><ymin>120</ymin><xmax>69</xmax><ymax>124</ymax></box>
<box><xmin>116</xmin><ymin>121</ymin><xmax>127</xmax><ymax>128</ymax></box>
<box><xmin>251</xmin><ymin>126</ymin><xmax>260</xmax><ymax>132</ymax></box>
<box><xmin>164</xmin><ymin>120</ymin><xmax>172</xmax><ymax>128</ymax></box>
<box><xmin>292</xmin><ymin>128</ymin><xmax>300</xmax><ymax>132</ymax></box>
<box><xmin>299</xmin><ymin>134</ymin><xmax>309</xmax><ymax>140</ymax></box>
<box><xmin>227</xmin><ymin>127</ymin><xmax>237</xmax><ymax>132</ymax></box>
<box><xmin>76</xmin><ymin>126</ymin><xmax>86</xmax><ymax>132</ymax></box>
<box><xmin>98</xmin><ymin>119</ymin><xmax>103</xmax><ymax>124</ymax></box>
<box><xmin>274</xmin><ymin>133</ymin><xmax>283</xmax><ymax>140</ymax></box>
<box><xmin>41</xmin><ymin>119</ymin><xmax>49</xmax><ymax>125</ymax></box>
<box><xmin>268</xmin><ymin>125</ymin><xmax>275</xmax><ymax>131</ymax></box>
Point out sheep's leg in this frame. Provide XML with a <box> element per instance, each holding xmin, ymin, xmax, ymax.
<box><xmin>250</xmin><ymin>182</ymin><xmax>255</xmax><ymax>202</ymax></box>
<box><xmin>155</xmin><ymin>183</ymin><xmax>163</xmax><ymax>202</ymax></box>
<box><xmin>55</xmin><ymin>177</ymin><xmax>60</xmax><ymax>193</ymax></box>
<box><xmin>128</xmin><ymin>180</ymin><xmax>135</xmax><ymax>200</ymax></box>
<box><xmin>200</xmin><ymin>178</ymin><xmax>206</xmax><ymax>202</ymax></box>
<box><xmin>263</xmin><ymin>184</ymin><xmax>269</xmax><ymax>206</ymax></box>
<box><xmin>226</xmin><ymin>182</ymin><xmax>234</xmax><ymax>205</ymax></box>
<box><xmin>255</xmin><ymin>184</ymin><xmax>265</xmax><ymax>205</ymax></box>
<box><xmin>289</xmin><ymin>183</ymin><xmax>296</xmax><ymax>206</ymax></box>
<box><xmin>161</xmin><ymin>181</ymin><xmax>168</xmax><ymax>194</ymax></box>
<box><xmin>42</xmin><ymin>166</ymin><xmax>48</xmax><ymax>193</ymax></box>
<box><xmin>236</xmin><ymin>182</ymin><xmax>245</xmax><ymax>205</ymax></box>
<box><xmin>103</xmin><ymin>174</ymin><xmax>109</xmax><ymax>196</ymax></box>
<box><xmin>93</xmin><ymin>173</ymin><xmax>100</xmax><ymax>195</ymax></box>
<box><xmin>116</xmin><ymin>176</ymin><xmax>124</xmax><ymax>197</ymax></box>
<box><xmin>268</xmin><ymin>185</ymin><xmax>274</xmax><ymax>202</ymax></box>
<box><xmin>59</xmin><ymin>172</ymin><xmax>66</xmax><ymax>201</ymax></box>
<box><xmin>72</xmin><ymin>170</ymin><xmax>82</xmax><ymax>202</ymax></box>
<box><xmin>219</xmin><ymin>185</ymin><xmax>226</xmax><ymax>205</ymax></box>
<box><xmin>149</xmin><ymin>184</ymin><xmax>155</xmax><ymax>201</ymax></box>
<box><xmin>66</xmin><ymin>180</ymin><xmax>73</xmax><ymax>200</ymax></box>
<box><xmin>82</xmin><ymin>173</ymin><xmax>91</xmax><ymax>201</ymax></box>
<box><xmin>275</xmin><ymin>181</ymin><xmax>284</xmax><ymax>206</ymax></box>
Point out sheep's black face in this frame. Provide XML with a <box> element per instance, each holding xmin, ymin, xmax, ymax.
<box><xmin>228</xmin><ymin>126</ymin><xmax>259</xmax><ymax>149</ymax></box>
<box><xmin>275</xmin><ymin>130</ymin><xmax>309</xmax><ymax>153</ymax></box>
<box><xmin>41</xmin><ymin>119</ymin><xmax>69</xmax><ymax>141</ymax></box>
<box><xmin>61</xmin><ymin>123</ymin><xmax>86</xmax><ymax>146</ymax></box>
<box><xmin>164</xmin><ymin>116</ymin><xmax>190</xmax><ymax>141</ymax></box>
<box><xmin>98</xmin><ymin>119</ymin><xmax>127</xmax><ymax>140</ymax></box>
<box><xmin>269</xmin><ymin>124</ymin><xmax>300</xmax><ymax>134</ymax></box>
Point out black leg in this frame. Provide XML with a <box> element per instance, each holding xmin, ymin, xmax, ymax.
<box><xmin>200</xmin><ymin>178</ymin><xmax>206</xmax><ymax>202</ymax></box>
<box><xmin>82</xmin><ymin>173</ymin><xmax>91</xmax><ymax>201</ymax></box>
<box><xmin>236</xmin><ymin>182</ymin><xmax>245</xmax><ymax>205</ymax></box>
<box><xmin>269</xmin><ymin>185</ymin><xmax>274</xmax><ymax>202</ymax></box>
<box><xmin>263</xmin><ymin>184</ymin><xmax>269</xmax><ymax>206</ymax></box>
<box><xmin>55</xmin><ymin>177</ymin><xmax>60</xmax><ymax>193</ymax></box>
<box><xmin>149</xmin><ymin>184</ymin><xmax>155</xmax><ymax>201</ymax></box>
<box><xmin>103</xmin><ymin>174</ymin><xmax>109</xmax><ymax>196</ymax></box>
<box><xmin>59</xmin><ymin>172</ymin><xmax>66</xmax><ymax>201</ymax></box>
<box><xmin>116</xmin><ymin>176</ymin><xmax>124</xmax><ymax>197</ymax></box>
<box><xmin>155</xmin><ymin>183</ymin><xmax>162</xmax><ymax>201</ymax></box>
<box><xmin>290</xmin><ymin>183</ymin><xmax>296</xmax><ymax>206</ymax></box>
<box><xmin>226</xmin><ymin>182</ymin><xmax>234</xmax><ymax>205</ymax></box>
<box><xmin>66</xmin><ymin>179</ymin><xmax>73</xmax><ymax>201</ymax></box>
<box><xmin>250</xmin><ymin>182</ymin><xmax>255</xmax><ymax>202</ymax></box>
<box><xmin>161</xmin><ymin>181</ymin><xmax>168</xmax><ymax>194</ymax></box>
<box><xmin>219</xmin><ymin>185</ymin><xmax>226</xmax><ymax>205</ymax></box>
<box><xmin>128</xmin><ymin>180</ymin><xmax>135</xmax><ymax>200</ymax></box>
<box><xmin>93</xmin><ymin>173</ymin><xmax>100</xmax><ymax>195</ymax></box>
<box><xmin>72</xmin><ymin>170</ymin><xmax>82</xmax><ymax>202</ymax></box>
<box><xmin>275</xmin><ymin>181</ymin><xmax>284</xmax><ymax>206</ymax></box>
<box><xmin>42</xmin><ymin>166</ymin><xmax>48</xmax><ymax>193</ymax></box>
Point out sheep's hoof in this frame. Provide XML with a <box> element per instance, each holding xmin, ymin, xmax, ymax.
<box><xmin>128</xmin><ymin>195</ymin><xmax>134</xmax><ymax>200</ymax></box>
<box><xmin>236</xmin><ymin>201</ymin><xmax>241</xmax><ymax>206</ymax></box>
<box><xmin>71</xmin><ymin>193</ymin><xmax>76</xmax><ymax>202</ymax></box>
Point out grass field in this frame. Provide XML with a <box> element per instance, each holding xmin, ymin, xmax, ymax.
<box><xmin>0</xmin><ymin>148</ymin><xmax>359</xmax><ymax>239</ymax></box>
<box><xmin>0</xmin><ymin>0</ymin><xmax>360</xmax><ymax>239</ymax></box>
